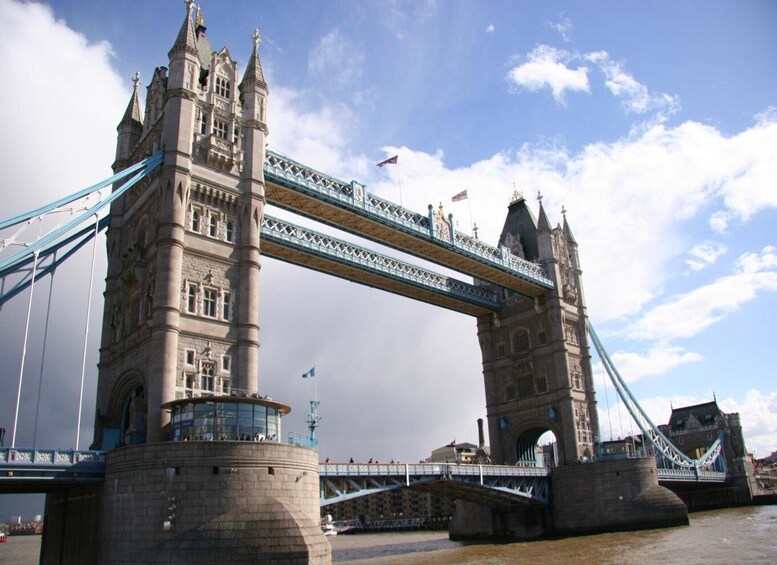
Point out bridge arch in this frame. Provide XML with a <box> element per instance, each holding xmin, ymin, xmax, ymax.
<box><xmin>509</xmin><ymin>420</ymin><xmax>563</xmax><ymax>468</ymax></box>
<box><xmin>107</xmin><ymin>371</ymin><xmax>147</xmax><ymax>447</ymax></box>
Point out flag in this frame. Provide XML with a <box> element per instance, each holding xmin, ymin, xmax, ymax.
<box><xmin>302</xmin><ymin>367</ymin><xmax>315</xmax><ymax>379</ymax></box>
<box><xmin>451</xmin><ymin>189</ymin><xmax>468</xmax><ymax>202</ymax></box>
<box><xmin>376</xmin><ymin>155</ymin><xmax>398</xmax><ymax>167</ymax></box>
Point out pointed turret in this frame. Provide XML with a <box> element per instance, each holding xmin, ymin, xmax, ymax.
<box><xmin>498</xmin><ymin>190</ymin><xmax>539</xmax><ymax>261</ymax></box>
<box><xmin>537</xmin><ymin>194</ymin><xmax>551</xmax><ymax>233</ymax></box>
<box><xmin>169</xmin><ymin>0</ymin><xmax>199</xmax><ymax>60</ymax></box>
<box><xmin>240</xmin><ymin>28</ymin><xmax>268</xmax><ymax>92</ymax></box>
<box><xmin>562</xmin><ymin>206</ymin><xmax>578</xmax><ymax>246</ymax></box>
<box><xmin>115</xmin><ymin>72</ymin><xmax>144</xmax><ymax>166</ymax></box>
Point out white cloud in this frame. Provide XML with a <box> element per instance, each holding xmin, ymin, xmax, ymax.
<box><xmin>629</xmin><ymin>247</ymin><xmax>777</xmax><ymax>340</ymax></box>
<box><xmin>585</xmin><ymin>51</ymin><xmax>680</xmax><ymax>117</ymax></box>
<box><xmin>686</xmin><ymin>241</ymin><xmax>727</xmax><ymax>271</ymax></box>
<box><xmin>485</xmin><ymin>23</ymin><xmax>495</xmax><ymax>34</ymax></box>
<box><xmin>718</xmin><ymin>389</ymin><xmax>777</xmax><ymax>456</ymax></box>
<box><xmin>607</xmin><ymin>345</ymin><xmax>703</xmax><ymax>382</ymax></box>
<box><xmin>506</xmin><ymin>45</ymin><xmax>589</xmax><ymax>104</ymax></box>
<box><xmin>546</xmin><ymin>14</ymin><xmax>572</xmax><ymax>42</ymax></box>
<box><xmin>307</xmin><ymin>28</ymin><xmax>364</xmax><ymax>95</ymax></box>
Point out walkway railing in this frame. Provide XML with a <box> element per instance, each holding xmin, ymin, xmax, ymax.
<box><xmin>261</xmin><ymin>214</ymin><xmax>500</xmax><ymax>312</ymax></box>
<box><xmin>264</xmin><ymin>151</ymin><xmax>554</xmax><ymax>290</ymax></box>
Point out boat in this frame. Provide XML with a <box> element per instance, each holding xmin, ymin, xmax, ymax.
<box><xmin>0</xmin><ymin>532</ymin><xmax>8</xmax><ymax>542</ymax></box>
<box><xmin>320</xmin><ymin>514</ymin><xmax>338</xmax><ymax>536</ymax></box>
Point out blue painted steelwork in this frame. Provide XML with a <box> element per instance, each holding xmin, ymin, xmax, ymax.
<box><xmin>319</xmin><ymin>462</ymin><xmax>549</xmax><ymax>505</ymax></box>
<box><xmin>261</xmin><ymin>214</ymin><xmax>500</xmax><ymax>312</ymax></box>
<box><xmin>0</xmin><ymin>151</ymin><xmax>163</xmax><ymax>275</ymax></box>
<box><xmin>588</xmin><ymin>322</ymin><xmax>726</xmax><ymax>476</ymax></box>
<box><xmin>264</xmin><ymin>151</ymin><xmax>554</xmax><ymax>290</ymax></box>
<box><xmin>0</xmin><ymin>216</ymin><xmax>110</xmax><ymax>306</ymax></box>
<box><xmin>0</xmin><ymin>447</ymin><xmax>105</xmax><ymax>490</ymax></box>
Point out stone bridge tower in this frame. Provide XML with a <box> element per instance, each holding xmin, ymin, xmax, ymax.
<box><xmin>93</xmin><ymin>2</ymin><xmax>268</xmax><ymax>448</ymax></box>
<box><xmin>477</xmin><ymin>192</ymin><xmax>599</xmax><ymax>466</ymax></box>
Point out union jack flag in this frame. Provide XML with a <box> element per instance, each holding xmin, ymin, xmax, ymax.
<box><xmin>451</xmin><ymin>189</ymin><xmax>468</xmax><ymax>202</ymax></box>
<box><xmin>376</xmin><ymin>155</ymin><xmax>398</xmax><ymax>167</ymax></box>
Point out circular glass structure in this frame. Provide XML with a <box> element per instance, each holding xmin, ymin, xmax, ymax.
<box><xmin>162</xmin><ymin>396</ymin><xmax>291</xmax><ymax>442</ymax></box>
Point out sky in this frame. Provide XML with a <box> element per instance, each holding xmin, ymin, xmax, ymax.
<box><xmin>1</xmin><ymin>0</ymin><xmax>775</xmax><ymax>518</ymax></box>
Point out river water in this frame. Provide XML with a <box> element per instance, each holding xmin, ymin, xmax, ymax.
<box><xmin>330</xmin><ymin>505</ymin><xmax>777</xmax><ymax>564</ymax></box>
<box><xmin>1</xmin><ymin>505</ymin><xmax>774</xmax><ymax>564</ymax></box>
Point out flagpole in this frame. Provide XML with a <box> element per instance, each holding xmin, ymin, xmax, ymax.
<box><xmin>467</xmin><ymin>193</ymin><xmax>474</xmax><ymax>232</ymax></box>
<box><xmin>396</xmin><ymin>162</ymin><xmax>404</xmax><ymax>207</ymax></box>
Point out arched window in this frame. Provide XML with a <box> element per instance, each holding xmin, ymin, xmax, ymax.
<box><xmin>215</xmin><ymin>76</ymin><xmax>231</xmax><ymax>99</ymax></box>
<box><xmin>186</xmin><ymin>284</ymin><xmax>197</xmax><ymax>313</ymax></box>
<box><xmin>209</xmin><ymin>215</ymin><xmax>218</xmax><ymax>237</ymax></box>
<box><xmin>200</xmin><ymin>363</ymin><xmax>215</xmax><ymax>392</ymax></box>
<box><xmin>191</xmin><ymin>210</ymin><xmax>200</xmax><ymax>233</ymax></box>
<box><xmin>513</xmin><ymin>329</ymin><xmax>530</xmax><ymax>353</ymax></box>
<box><xmin>226</xmin><ymin>221</ymin><xmax>234</xmax><ymax>242</ymax></box>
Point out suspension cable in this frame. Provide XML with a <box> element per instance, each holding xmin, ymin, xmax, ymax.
<box><xmin>11</xmin><ymin>250</ymin><xmax>40</xmax><ymax>448</ymax></box>
<box><xmin>32</xmin><ymin>250</ymin><xmax>57</xmax><ymax>448</ymax></box>
<box><xmin>75</xmin><ymin>215</ymin><xmax>100</xmax><ymax>450</ymax></box>
<box><xmin>600</xmin><ymin>364</ymin><xmax>613</xmax><ymax>441</ymax></box>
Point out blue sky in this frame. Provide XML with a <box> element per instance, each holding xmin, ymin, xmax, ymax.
<box><xmin>1</xmin><ymin>0</ymin><xmax>776</xmax><ymax>516</ymax></box>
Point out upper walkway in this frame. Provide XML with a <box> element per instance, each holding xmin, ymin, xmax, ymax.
<box><xmin>263</xmin><ymin>151</ymin><xmax>554</xmax><ymax>297</ymax></box>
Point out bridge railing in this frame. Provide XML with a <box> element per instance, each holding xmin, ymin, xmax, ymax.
<box><xmin>657</xmin><ymin>468</ymin><xmax>728</xmax><ymax>482</ymax></box>
<box><xmin>1</xmin><ymin>447</ymin><xmax>106</xmax><ymax>469</ymax></box>
<box><xmin>320</xmin><ymin>462</ymin><xmax>550</xmax><ymax>478</ymax></box>
<box><xmin>264</xmin><ymin>151</ymin><xmax>554</xmax><ymax>288</ymax></box>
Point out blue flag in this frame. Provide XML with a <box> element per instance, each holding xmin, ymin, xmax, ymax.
<box><xmin>302</xmin><ymin>367</ymin><xmax>315</xmax><ymax>379</ymax></box>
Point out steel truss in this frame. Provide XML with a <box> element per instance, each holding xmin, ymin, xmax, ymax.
<box><xmin>588</xmin><ymin>322</ymin><xmax>725</xmax><ymax>472</ymax></box>
<box><xmin>319</xmin><ymin>463</ymin><xmax>550</xmax><ymax>506</ymax></box>
<box><xmin>0</xmin><ymin>151</ymin><xmax>164</xmax><ymax>302</ymax></box>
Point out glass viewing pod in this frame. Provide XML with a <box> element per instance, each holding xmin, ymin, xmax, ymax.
<box><xmin>162</xmin><ymin>396</ymin><xmax>291</xmax><ymax>442</ymax></box>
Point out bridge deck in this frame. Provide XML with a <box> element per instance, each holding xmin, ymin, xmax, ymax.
<box><xmin>264</xmin><ymin>151</ymin><xmax>554</xmax><ymax>297</ymax></box>
<box><xmin>261</xmin><ymin>214</ymin><xmax>500</xmax><ymax>316</ymax></box>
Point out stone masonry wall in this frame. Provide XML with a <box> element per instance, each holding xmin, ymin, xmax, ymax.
<box><xmin>97</xmin><ymin>441</ymin><xmax>330</xmax><ymax>564</ymax></box>
<box><xmin>551</xmin><ymin>457</ymin><xmax>688</xmax><ymax>535</ymax></box>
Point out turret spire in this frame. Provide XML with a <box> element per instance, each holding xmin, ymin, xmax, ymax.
<box><xmin>562</xmin><ymin>205</ymin><xmax>578</xmax><ymax>244</ymax></box>
<box><xmin>119</xmin><ymin>71</ymin><xmax>143</xmax><ymax>127</ymax></box>
<box><xmin>169</xmin><ymin>0</ymin><xmax>199</xmax><ymax>59</ymax></box>
<box><xmin>537</xmin><ymin>191</ymin><xmax>551</xmax><ymax>232</ymax></box>
<box><xmin>240</xmin><ymin>27</ymin><xmax>267</xmax><ymax>88</ymax></box>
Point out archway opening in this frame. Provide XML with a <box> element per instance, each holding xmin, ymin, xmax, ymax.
<box><xmin>120</xmin><ymin>384</ymin><xmax>146</xmax><ymax>446</ymax></box>
<box><xmin>516</xmin><ymin>427</ymin><xmax>558</xmax><ymax>468</ymax></box>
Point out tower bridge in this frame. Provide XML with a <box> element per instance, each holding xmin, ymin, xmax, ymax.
<box><xmin>0</xmin><ymin>3</ymin><xmax>757</xmax><ymax>563</ymax></box>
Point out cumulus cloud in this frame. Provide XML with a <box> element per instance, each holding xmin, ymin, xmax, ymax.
<box><xmin>485</xmin><ymin>23</ymin><xmax>495</xmax><ymax>34</ymax></box>
<box><xmin>307</xmin><ymin>28</ymin><xmax>364</xmax><ymax>93</ymax></box>
<box><xmin>546</xmin><ymin>14</ymin><xmax>572</xmax><ymax>42</ymax></box>
<box><xmin>686</xmin><ymin>241</ymin><xmax>728</xmax><ymax>271</ymax></box>
<box><xmin>506</xmin><ymin>45</ymin><xmax>590</xmax><ymax>104</ymax></box>
<box><xmin>628</xmin><ymin>247</ymin><xmax>777</xmax><ymax>340</ymax></box>
<box><xmin>585</xmin><ymin>51</ymin><xmax>680</xmax><ymax>117</ymax></box>
<box><xmin>606</xmin><ymin>346</ymin><xmax>703</xmax><ymax>382</ymax></box>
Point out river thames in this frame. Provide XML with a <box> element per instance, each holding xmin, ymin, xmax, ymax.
<box><xmin>1</xmin><ymin>505</ymin><xmax>774</xmax><ymax>564</ymax></box>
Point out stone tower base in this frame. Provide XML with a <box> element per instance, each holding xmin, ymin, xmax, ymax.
<box><xmin>42</xmin><ymin>442</ymin><xmax>331</xmax><ymax>564</ymax></box>
<box><xmin>551</xmin><ymin>457</ymin><xmax>688</xmax><ymax>534</ymax></box>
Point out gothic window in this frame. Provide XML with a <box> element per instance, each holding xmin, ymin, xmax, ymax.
<box><xmin>203</xmin><ymin>288</ymin><xmax>217</xmax><ymax>317</ymax></box>
<box><xmin>200</xmin><ymin>363</ymin><xmax>215</xmax><ymax>392</ymax></box>
<box><xmin>209</xmin><ymin>215</ymin><xmax>218</xmax><ymax>237</ymax></box>
<box><xmin>517</xmin><ymin>375</ymin><xmax>534</xmax><ymax>397</ymax></box>
<box><xmin>496</xmin><ymin>343</ymin><xmax>506</xmax><ymax>358</ymax></box>
<box><xmin>215</xmin><ymin>76</ymin><xmax>231</xmax><ymax>99</ymax></box>
<box><xmin>214</xmin><ymin>119</ymin><xmax>228</xmax><ymax>140</ymax></box>
<box><xmin>565</xmin><ymin>322</ymin><xmax>579</xmax><ymax>345</ymax></box>
<box><xmin>222</xmin><ymin>291</ymin><xmax>231</xmax><ymax>321</ymax></box>
<box><xmin>513</xmin><ymin>329</ymin><xmax>530</xmax><ymax>353</ymax></box>
<box><xmin>186</xmin><ymin>284</ymin><xmax>197</xmax><ymax>314</ymax></box>
<box><xmin>222</xmin><ymin>355</ymin><xmax>231</xmax><ymax>373</ymax></box>
<box><xmin>226</xmin><ymin>221</ymin><xmax>234</xmax><ymax>242</ymax></box>
<box><xmin>184</xmin><ymin>373</ymin><xmax>195</xmax><ymax>398</ymax></box>
<box><xmin>198</xmin><ymin>109</ymin><xmax>207</xmax><ymax>135</ymax></box>
<box><xmin>185</xmin><ymin>349</ymin><xmax>195</xmax><ymax>366</ymax></box>
<box><xmin>191</xmin><ymin>209</ymin><xmax>201</xmax><ymax>233</ymax></box>
<box><xmin>536</xmin><ymin>370</ymin><xmax>548</xmax><ymax>394</ymax></box>
<box><xmin>505</xmin><ymin>384</ymin><xmax>516</xmax><ymax>401</ymax></box>
<box><xmin>538</xmin><ymin>331</ymin><xmax>547</xmax><ymax>346</ymax></box>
